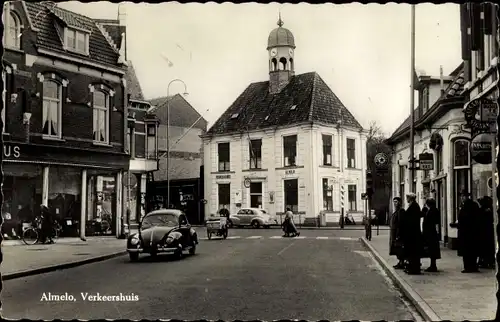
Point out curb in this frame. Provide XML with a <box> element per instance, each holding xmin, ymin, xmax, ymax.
<box><xmin>1</xmin><ymin>251</ymin><xmax>127</xmax><ymax>281</ymax></box>
<box><xmin>359</xmin><ymin>237</ymin><xmax>441</xmax><ymax>322</ymax></box>
<box><xmin>195</xmin><ymin>225</ymin><xmax>390</xmax><ymax>231</ymax></box>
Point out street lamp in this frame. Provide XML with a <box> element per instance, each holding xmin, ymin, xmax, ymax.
<box><xmin>166</xmin><ymin>79</ymin><xmax>188</xmax><ymax>208</ymax></box>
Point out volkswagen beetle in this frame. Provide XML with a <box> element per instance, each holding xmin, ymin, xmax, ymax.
<box><xmin>127</xmin><ymin>209</ymin><xmax>198</xmax><ymax>262</ymax></box>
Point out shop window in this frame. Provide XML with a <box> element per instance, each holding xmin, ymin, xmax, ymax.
<box><xmin>322</xmin><ymin>178</ymin><xmax>333</xmax><ymax>211</ymax></box>
<box><xmin>453</xmin><ymin>139</ymin><xmax>471</xmax><ymax>222</ymax></box>
<box><xmin>283</xmin><ymin>135</ymin><xmax>297</xmax><ymax>167</ymax></box>
<box><xmin>5</xmin><ymin>11</ymin><xmax>21</xmax><ymax>49</ymax></box>
<box><xmin>346</xmin><ymin>138</ymin><xmax>356</xmax><ymax>168</ymax></box>
<box><xmin>218</xmin><ymin>183</ymin><xmax>230</xmax><ymax>210</ymax></box>
<box><xmin>218</xmin><ymin>142</ymin><xmax>230</xmax><ymax>171</ymax></box>
<box><xmin>322</xmin><ymin>134</ymin><xmax>333</xmax><ymax>166</ymax></box>
<box><xmin>348</xmin><ymin>184</ymin><xmax>357</xmax><ymax>211</ymax></box>
<box><xmin>92</xmin><ymin>90</ymin><xmax>109</xmax><ymax>143</ymax></box>
<box><xmin>249</xmin><ymin>139</ymin><xmax>262</xmax><ymax>169</ymax></box>
<box><xmin>284</xmin><ymin>179</ymin><xmax>298</xmax><ymax>213</ymax></box>
<box><xmin>42</xmin><ymin>80</ymin><xmax>62</xmax><ymax>138</ymax></box>
<box><xmin>250</xmin><ymin>182</ymin><xmax>263</xmax><ymax>208</ymax></box>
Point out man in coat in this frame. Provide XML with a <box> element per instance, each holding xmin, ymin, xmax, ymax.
<box><xmin>451</xmin><ymin>191</ymin><xmax>481</xmax><ymax>273</ymax></box>
<box><xmin>389</xmin><ymin>197</ymin><xmax>405</xmax><ymax>269</ymax></box>
<box><xmin>400</xmin><ymin>193</ymin><xmax>424</xmax><ymax>275</ymax></box>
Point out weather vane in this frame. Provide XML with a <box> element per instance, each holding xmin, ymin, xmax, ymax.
<box><xmin>277</xmin><ymin>10</ymin><xmax>283</xmax><ymax>27</ymax></box>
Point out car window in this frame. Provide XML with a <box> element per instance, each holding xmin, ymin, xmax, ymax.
<box><xmin>237</xmin><ymin>210</ymin><xmax>246</xmax><ymax>215</ymax></box>
<box><xmin>261</xmin><ymin>210</ymin><xmax>267</xmax><ymax>214</ymax></box>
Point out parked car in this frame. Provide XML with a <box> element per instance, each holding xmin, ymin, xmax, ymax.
<box><xmin>229</xmin><ymin>208</ymin><xmax>278</xmax><ymax>228</ymax></box>
<box><xmin>126</xmin><ymin>209</ymin><xmax>198</xmax><ymax>262</ymax></box>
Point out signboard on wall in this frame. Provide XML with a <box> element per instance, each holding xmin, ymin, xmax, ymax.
<box><xmin>463</xmin><ymin>97</ymin><xmax>498</xmax><ymax>134</ymax></box>
<box><xmin>418</xmin><ymin>153</ymin><xmax>434</xmax><ymax>170</ymax></box>
<box><xmin>470</xmin><ymin>133</ymin><xmax>494</xmax><ymax>164</ymax></box>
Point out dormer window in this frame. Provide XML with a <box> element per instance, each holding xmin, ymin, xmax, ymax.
<box><xmin>64</xmin><ymin>28</ymin><xmax>89</xmax><ymax>55</ymax></box>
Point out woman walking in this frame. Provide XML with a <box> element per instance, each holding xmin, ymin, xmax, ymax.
<box><xmin>422</xmin><ymin>198</ymin><xmax>441</xmax><ymax>272</ymax></box>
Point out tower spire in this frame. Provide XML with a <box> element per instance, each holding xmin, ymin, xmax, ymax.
<box><xmin>277</xmin><ymin>11</ymin><xmax>283</xmax><ymax>27</ymax></box>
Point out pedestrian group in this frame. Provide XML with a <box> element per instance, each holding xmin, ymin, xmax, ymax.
<box><xmin>389</xmin><ymin>190</ymin><xmax>495</xmax><ymax>275</ymax></box>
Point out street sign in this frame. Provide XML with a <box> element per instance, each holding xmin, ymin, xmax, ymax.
<box><xmin>470</xmin><ymin>133</ymin><xmax>494</xmax><ymax>164</ymax></box>
<box><xmin>340</xmin><ymin>185</ymin><xmax>345</xmax><ymax>210</ymax></box>
<box><xmin>418</xmin><ymin>153</ymin><xmax>434</xmax><ymax>170</ymax></box>
<box><xmin>244</xmin><ymin>178</ymin><xmax>251</xmax><ymax>188</ymax></box>
<box><xmin>463</xmin><ymin>97</ymin><xmax>498</xmax><ymax>134</ymax></box>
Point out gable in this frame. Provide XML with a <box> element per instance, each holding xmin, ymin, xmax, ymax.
<box><xmin>149</xmin><ymin>94</ymin><xmax>207</xmax><ymax>131</ymax></box>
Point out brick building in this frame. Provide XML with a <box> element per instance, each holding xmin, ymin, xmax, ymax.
<box><xmin>148</xmin><ymin>94</ymin><xmax>207</xmax><ymax>224</ymax></box>
<box><xmin>2</xmin><ymin>2</ymin><xmax>130</xmax><ymax>238</ymax></box>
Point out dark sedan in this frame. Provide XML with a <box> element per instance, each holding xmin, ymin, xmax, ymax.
<box><xmin>126</xmin><ymin>209</ymin><xmax>199</xmax><ymax>262</ymax></box>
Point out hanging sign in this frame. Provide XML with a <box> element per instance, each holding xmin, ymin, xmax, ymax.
<box><xmin>470</xmin><ymin>133</ymin><xmax>494</xmax><ymax>164</ymax></box>
<box><xmin>418</xmin><ymin>153</ymin><xmax>434</xmax><ymax>170</ymax></box>
<box><xmin>374</xmin><ymin>153</ymin><xmax>389</xmax><ymax>168</ymax></box>
<box><xmin>463</xmin><ymin>97</ymin><xmax>498</xmax><ymax>134</ymax></box>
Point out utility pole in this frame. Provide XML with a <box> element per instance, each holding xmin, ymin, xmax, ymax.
<box><xmin>409</xmin><ymin>4</ymin><xmax>416</xmax><ymax>193</ymax></box>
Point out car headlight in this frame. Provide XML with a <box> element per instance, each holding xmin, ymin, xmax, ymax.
<box><xmin>130</xmin><ymin>236</ymin><xmax>140</xmax><ymax>245</ymax></box>
<box><xmin>166</xmin><ymin>236</ymin><xmax>174</xmax><ymax>244</ymax></box>
<box><xmin>166</xmin><ymin>232</ymin><xmax>182</xmax><ymax>244</ymax></box>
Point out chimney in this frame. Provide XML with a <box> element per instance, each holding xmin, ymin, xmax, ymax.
<box><xmin>439</xmin><ymin>65</ymin><xmax>444</xmax><ymax>95</ymax></box>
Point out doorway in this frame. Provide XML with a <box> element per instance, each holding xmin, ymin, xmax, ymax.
<box><xmin>436</xmin><ymin>180</ymin><xmax>447</xmax><ymax>244</ymax></box>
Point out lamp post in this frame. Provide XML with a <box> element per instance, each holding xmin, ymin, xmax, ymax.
<box><xmin>166</xmin><ymin>79</ymin><xmax>188</xmax><ymax>208</ymax></box>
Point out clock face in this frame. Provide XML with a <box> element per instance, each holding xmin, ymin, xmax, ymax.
<box><xmin>289</xmin><ymin>49</ymin><xmax>293</xmax><ymax>57</ymax></box>
<box><xmin>270</xmin><ymin>49</ymin><xmax>277</xmax><ymax>57</ymax></box>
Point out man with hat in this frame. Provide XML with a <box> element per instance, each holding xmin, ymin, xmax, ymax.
<box><xmin>450</xmin><ymin>190</ymin><xmax>481</xmax><ymax>273</ymax></box>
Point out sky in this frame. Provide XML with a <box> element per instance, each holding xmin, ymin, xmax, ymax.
<box><xmin>59</xmin><ymin>1</ymin><xmax>462</xmax><ymax>136</ymax></box>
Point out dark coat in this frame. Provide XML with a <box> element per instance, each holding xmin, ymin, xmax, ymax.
<box><xmin>479</xmin><ymin>206</ymin><xmax>495</xmax><ymax>260</ymax></box>
<box><xmin>455</xmin><ymin>199</ymin><xmax>481</xmax><ymax>257</ymax></box>
<box><xmin>422</xmin><ymin>207</ymin><xmax>441</xmax><ymax>259</ymax></box>
<box><xmin>400</xmin><ymin>201</ymin><xmax>423</xmax><ymax>258</ymax></box>
<box><xmin>389</xmin><ymin>208</ymin><xmax>404</xmax><ymax>256</ymax></box>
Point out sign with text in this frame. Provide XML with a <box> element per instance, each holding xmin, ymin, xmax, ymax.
<box><xmin>216</xmin><ymin>174</ymin><xmax>231</xmax><ymax>180</ymax></box>
<box><xmin>463</xmin><ymin>97</ymin><xmax>498</xmax><ymax>134</ymax></box>
<box><xmin>3</xmin><ymin>144</ymin><xmax>21</xmax><ymax>159</ymax></box>
<box><xmin>470</xmin><ymin>133</ymin><xmax>494</xmax><ymax>164</ymax></box>
<box><xmin>418</xmin><ymin>153</ymin><xmax>434</xmax><ymax>170</ymax></box>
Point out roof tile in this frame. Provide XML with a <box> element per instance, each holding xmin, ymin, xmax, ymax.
<box><xmin>207</xmin><ymin>72</ymin><xmax>362</xmax><ymax>135</ymax></box>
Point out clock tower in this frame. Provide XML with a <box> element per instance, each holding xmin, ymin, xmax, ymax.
<box><xmin>267</xmin><ymin>13</ymin><xmax>295</xmax><ymax>94</ymax></box>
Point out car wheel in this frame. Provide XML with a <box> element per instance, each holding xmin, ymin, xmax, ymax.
<box><xmin>129</xmin><ymin>252</ymin><xmax>139</xmax><ymax>262</ymax></box>
<box><xmin>175</xmin><ymin>248</ymin><xmax>184</xmax><ymax>260</ymax></box>
<box><xmin>252</xmin><ymin>220</ymin><xmax>260</xmax><ymax>228</ymax></box>
<box><xmin>189</xmin><ymin>244</ymin><xmax>196</xmax><ymax>255</ymax></box>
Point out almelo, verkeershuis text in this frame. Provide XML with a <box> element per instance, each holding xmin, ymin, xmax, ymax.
<box><xmin>40</xmin><ymin>292</ymin><xmax>139</xmax><ymax>302</ymax></box>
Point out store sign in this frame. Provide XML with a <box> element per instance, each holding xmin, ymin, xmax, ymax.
<box><xmin>3</xmin><ymin>144</ymin><xmax>21</xmax><ymax>158</ymax></box>
<box><xmin>418</xmin><ymin>153</ymin><xmax>434</xmax><ymax>170</ymax></box>
<box><xmin>463</xmin><ymin>97</ymin><xmax>498</xmax><ymax>134</ymax></box>
<box><xmin>285</xmin><ymin>169</ymin><xmax>295</xmax><ymax>175</ymax></box>
<box><xmin>470</xmin><ymin>133</ymin><xmax>494</xmax><ymax>164</ymax></box>
<box><xmin>216</xmin><ymin>174</ymin><xmax>231</xmax><ymax>180</ymax></box>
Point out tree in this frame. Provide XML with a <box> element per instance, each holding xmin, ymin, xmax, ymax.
<box><xmin>366</xmin><ymin>121</ymin><xmax>393</xmax><ymax>224</ymax></box>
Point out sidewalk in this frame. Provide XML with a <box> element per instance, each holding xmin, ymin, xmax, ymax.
<box><xmin>361</xmin><ymin>232</ymin><xmax>495</xmax><ymax>321</ymax></box>
<box><xmin>1</xmin><ymin>237</ymin><xmax>126</xmax><ymax>280</ymax></box>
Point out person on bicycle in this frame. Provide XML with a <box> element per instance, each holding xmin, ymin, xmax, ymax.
<box><xmin>39</xmin><ymin>205</ymin><xmax>54</xmax><ymax>244</ymax></box>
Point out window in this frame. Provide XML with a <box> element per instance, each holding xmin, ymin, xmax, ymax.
<box><xmin>1</xmin><ymin>70</ymin><xmax>5</xmax><ymax>133</ymax></box>
<box><xmin>484</xmin><ymin>35</ymin><xmax>492</xmax><ymax>70</ymax></box>
<box><xmin>146</xmin><ymin>124</ymin><xmax>157</xmax><ymax>159</ymax></box>
<box><xmin>218</xmin><ymin>142</ymin><xmax>230</xmax><ymax>171</ymax></box>
<box><xmin>5</xmin><ymin>11</ymin><xmax>21</xmax><ymax>49</ymax></box>
<box><xmin>218</xmin><ymin>183</ymin><xmax>230</xmax><ymax>210</ymax></box>
<box><xmin>250</xmin><ymin>182</ymin><xmax>263</xmax><ymax>208</ymax></box>
<box><xmin>92</xmin><ymin>90</ymin><xmax>109</xmax><ymax>143</ymax></box>
<box><xmin>249</xmin><ymin>139</ymin><xmax>262</xmax><ymax>169</ymax></box>
<box><xmin>284</xmin><ymin>179</ymin><xmax>298</xmax><ymax>213</ymax></box>
<box><xmin>421</xmin><ymin>87</ymin><xmax>429</xmax><ymax>113</ymax></box>
<box><xmin>283</xmin><ymin>135</ymin><xmax>297</xmax><ymax>167</ymax></box>
<box><xmin>126</xmin><ymin>127</ymin><xmax>132</xmax><ymax>154</ymax></box>
<box><xmin>322</xmin><ymin>178</ymin><xmax>333</xmax><ymax>211</ymax></box>
<box><xmin>348</xmin><ymin>184</ymin><xmax>357</xmax><ymax>211</ymax></box>
<box><xmin>399</xmin><ymin>165</ymin><xmax>405</xmax><ymax>201</ymax></box>
<box><xmin>346</xmin><ymin>138</ymin><xmax>356</xmax><ymax>168</ymax></box>
<box><xmin>436</xmin><ymin>150</ymin><xmax>443</xmax><ymax>174</ymax></box>
<box><xmin>453</xmin><ymin>139</ymin><xmax>471</xmax><ymax>222</ymax></box>
<box><xmin>322</xmin><ymin>134</ymin><xmax>333</xmax><ymax>165</ymax></box>
<box><xmin>42</xmin><ymin>80</ymin><xmax>62</xmax><ymax>138</ymax></box>
<box><xmin>65</xmin><ymin>28</ymin><xmax>89</xmax><ymax>54</ymax></box>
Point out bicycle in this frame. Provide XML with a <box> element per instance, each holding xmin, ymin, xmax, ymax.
<box><xmin>22</xmin><ymin>220</ymin><xmax>61</xmax><ymax>245</ymax></box>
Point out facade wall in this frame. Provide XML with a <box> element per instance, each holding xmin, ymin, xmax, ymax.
<box><xmin>203</xmin><ymin>124</ymin><xmax>367</xmax><ymax>224</ymax></box>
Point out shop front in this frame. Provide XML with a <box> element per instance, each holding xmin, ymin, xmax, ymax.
<box><xmin>2</xmin><ymin>142</ymin><xmax>129</xmax><ymax>238</ymax></box>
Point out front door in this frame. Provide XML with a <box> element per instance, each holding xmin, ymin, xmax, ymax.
<box><xmin>436</xmin><ymin>180</ymin><xmax>447</xmax><ymax>243</ymax></box>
